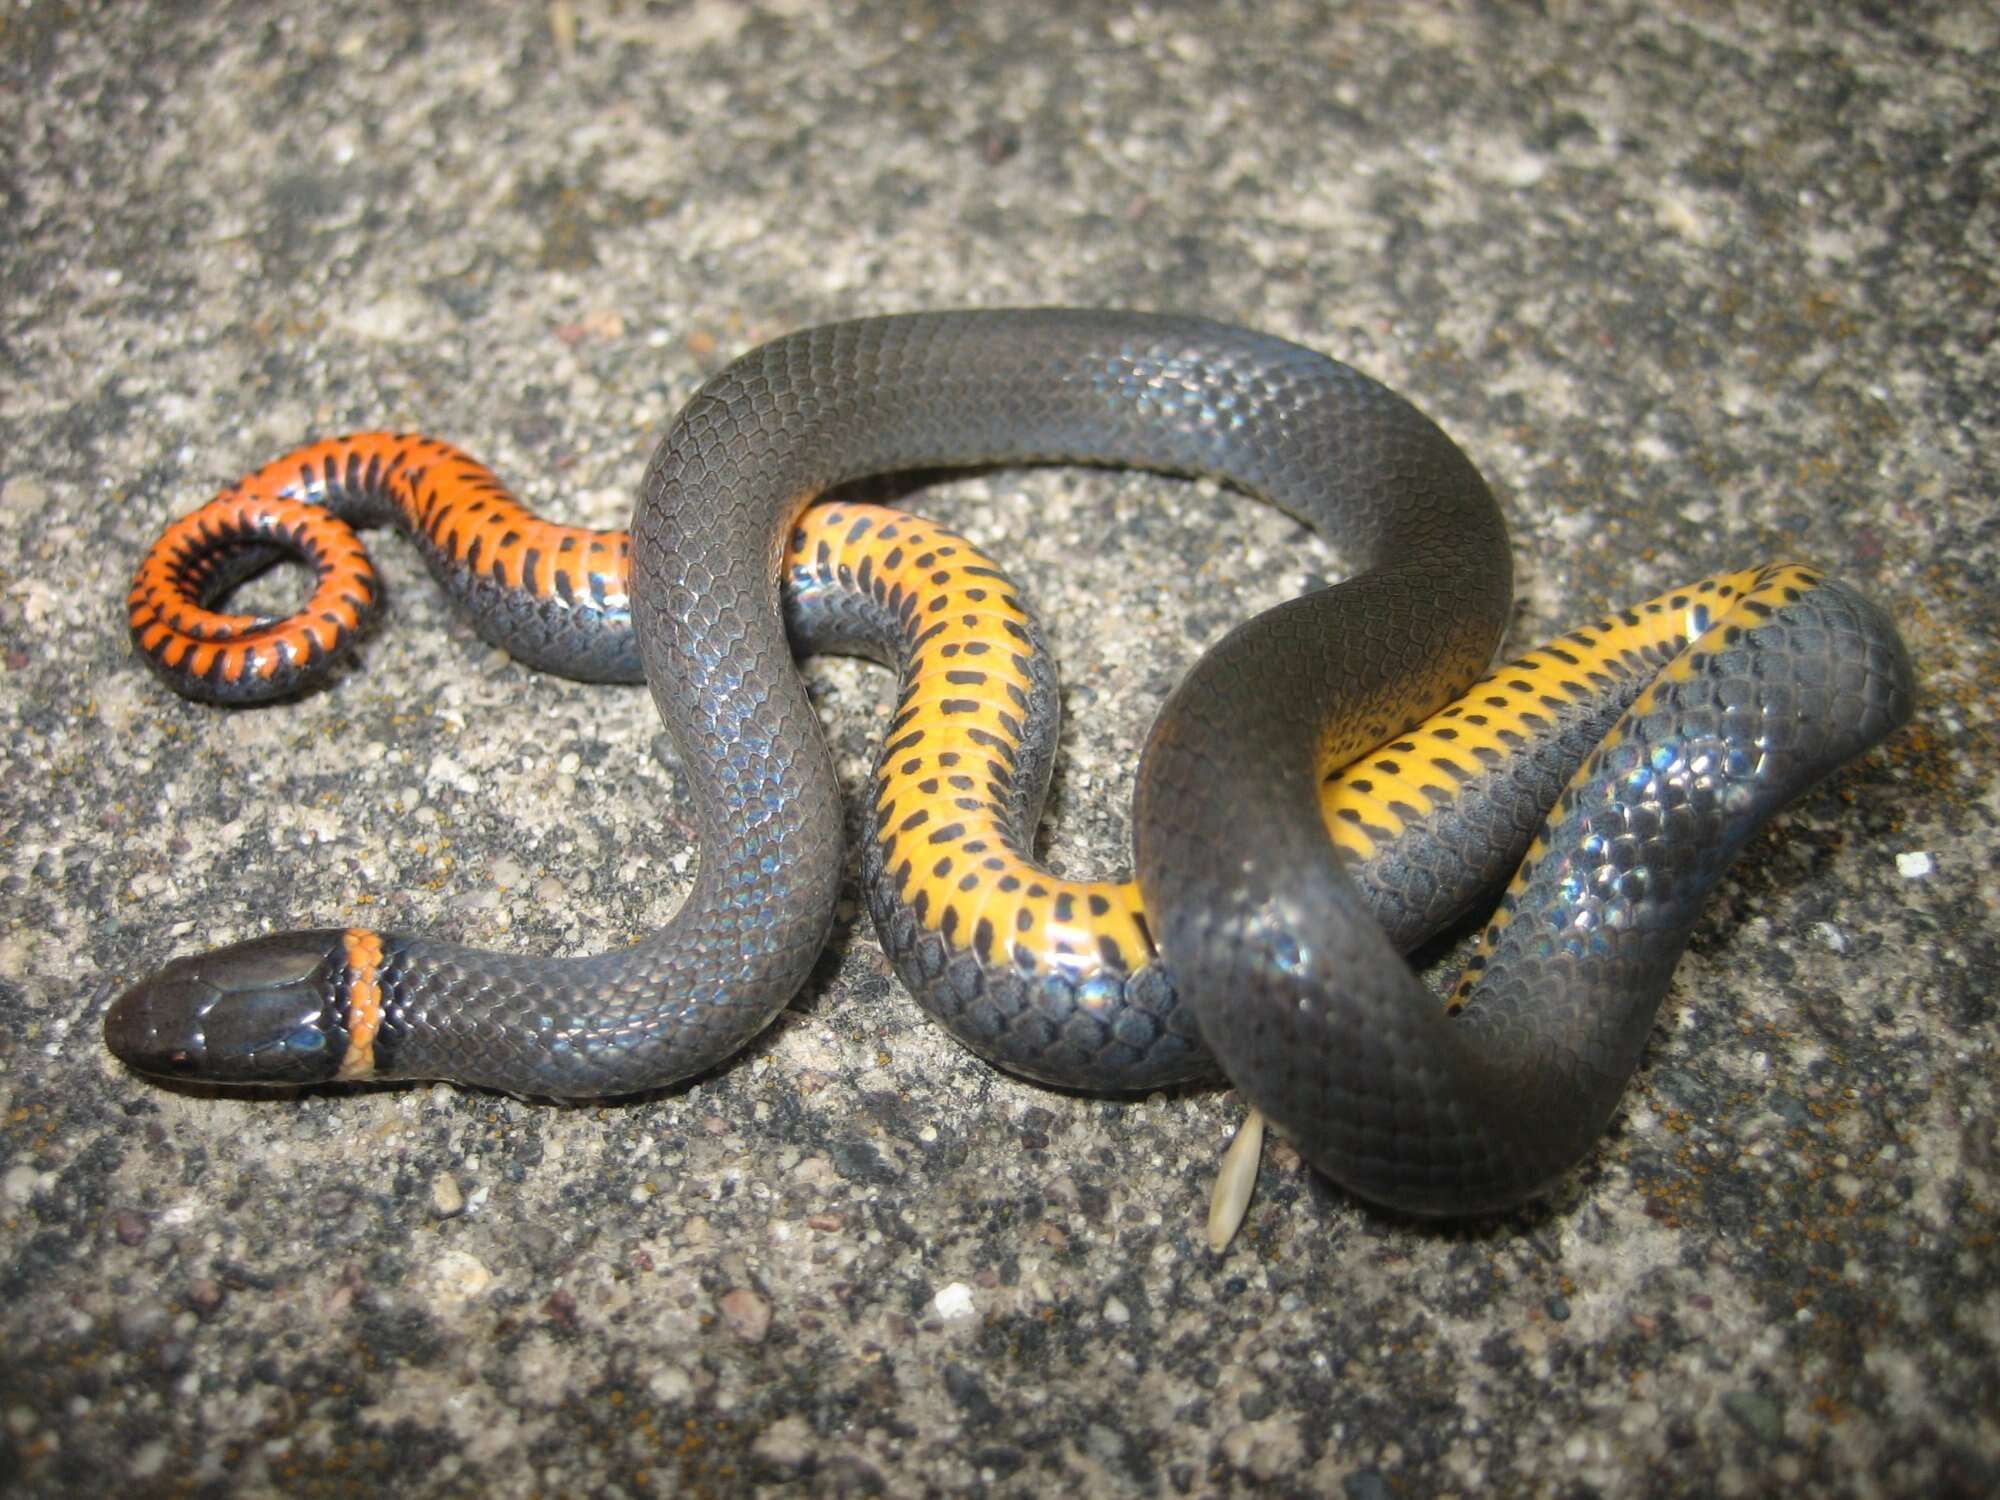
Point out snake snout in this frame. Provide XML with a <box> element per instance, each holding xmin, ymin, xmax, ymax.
<box><xmin>106</xmin><ymin>931</ymin><xmax>350</xmax><ymax>1085</ymax></box>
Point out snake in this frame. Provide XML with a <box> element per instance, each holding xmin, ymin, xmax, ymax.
<box><xmin>106</xmin><ymin>309</ymin><xmax>1915</xmax><ymax>1217</ymax></box>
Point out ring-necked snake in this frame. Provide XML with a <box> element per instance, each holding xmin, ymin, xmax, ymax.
<box><xmin>106</xmin><ymin>309</ymin><xmax>1915</xmax><ymax>1218</ymax></box>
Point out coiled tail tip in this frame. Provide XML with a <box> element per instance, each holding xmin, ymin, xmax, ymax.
<box><xmin>106</xmin><ymin>929</ymin><xmax>363</xmax><ymax>1086</ymax></box>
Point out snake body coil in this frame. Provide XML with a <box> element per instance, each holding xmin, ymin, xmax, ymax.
<box><xmin>107</xmin><ymin>310</ymin><xmax>1914</xmax><ymax>1217</ymax></box>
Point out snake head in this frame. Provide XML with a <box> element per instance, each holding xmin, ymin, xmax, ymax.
<box><xmin>106</xmin><ymin>930</ymin><xmax>353</xmax><ymax>1085</ymax></box>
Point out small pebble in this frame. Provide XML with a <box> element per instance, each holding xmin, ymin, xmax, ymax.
<box><xmin>2</xmin><ymin>1165</ymin><xmax>39</xmax><ymax>1204</ymax></box>
<box><xmin>1721</xmin><ymin>1389</ymin><xmax>1784</xmax><ymax>1445</ymax></box>
<box><xmin>932</xmin><ymin>1283</ymin><xmax>976</xmax><ymax>1321</ymax></box>
<box><xmin>431</xmin><ymin>1173</ymin><xmax>465</xmax><ymax>1219</ymax></box>
<box><xmin>719</xmin><ymin>1287</ymin><xmax>770</xmax><ymax>1342</ymax></box>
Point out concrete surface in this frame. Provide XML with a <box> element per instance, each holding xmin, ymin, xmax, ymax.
<box><xmin>2</xmin><ymin>2</ymin><xmax>1994</xmax><ymax>1496</ymax></box>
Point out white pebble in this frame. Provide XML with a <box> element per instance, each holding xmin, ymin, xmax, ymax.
<box><xmin>932</xmin><ymin>1282</ymin><xmax>975</xmax><ymax>1321</ymax></box>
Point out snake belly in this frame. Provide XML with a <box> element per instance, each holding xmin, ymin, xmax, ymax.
<box><xmin>107</xmin><ymin>309</ymin><xmax>1913</xmax><ymax>1218</ymax></box>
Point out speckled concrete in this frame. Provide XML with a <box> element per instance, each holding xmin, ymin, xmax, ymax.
<box><xmin>2</xmin><ymin>2</ymin><xmax>1994</xmax><ymax>1496</ymax></box>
